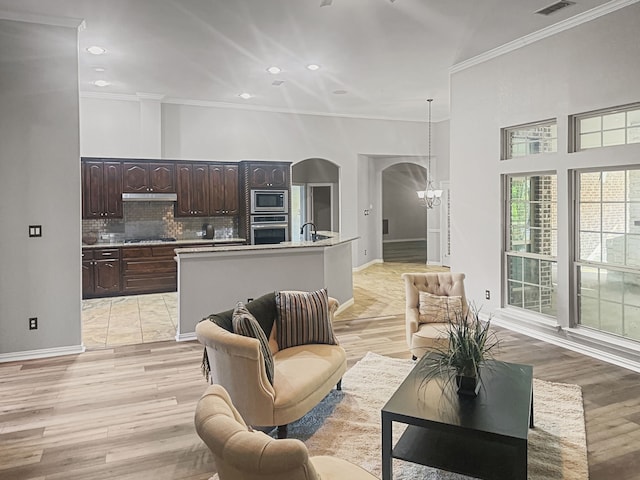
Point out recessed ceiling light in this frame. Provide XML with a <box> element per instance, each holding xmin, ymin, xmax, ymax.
<box><xmin>87</xmin><ymin>46</ymin><xmax>106</xmax><ymax>55</ymax></box>
<box><xmin>333</xmin><ymin>90</ymin><xmax>348</xmax><ymax>95</ymax></box>
<box><xmin>93</xmin><ymin>80</ymin><xmax>110</xmax><ymax>87</ymax></box>
<box><xmin>238</xmin><ymin>92</ymin><xmax>253</xmax><ymax>99</ymax></box>
<box><xmin>306</xmin><ymin>64</ymin><xmax>321</xmax><ymax>71</ymax></box>
<box><xmin>266</xmin><ymin>66</ymin><xmax>281</xmax><ymax>75</ymax></box>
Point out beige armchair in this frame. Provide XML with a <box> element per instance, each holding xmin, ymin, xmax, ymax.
<box><xmin>195</xmin><ymin>384</ymin><xmax>378</xmax><ymax>480</ymax></box>
<box><xmin>402</xmin><ymin>272</ymin><xmax>467</xmax><ymax>360</ymax></box>
<box><xmin>195</xmin><ymin>294</ymin><xmax>347</xmax><ymax>439</ymax></box>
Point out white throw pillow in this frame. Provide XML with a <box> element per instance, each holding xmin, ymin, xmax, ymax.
<box><xmin>418</xmin><ymin>291</ymin><xmax>463</xmax><ymax>324</ymax></box>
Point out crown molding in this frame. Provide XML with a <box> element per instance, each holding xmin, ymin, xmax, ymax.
<box><xmin>450</xmin><ymin>0</ymin><xmax>640</xmax><ymax>74</ymax></box>
<box><xmin>136</xmin><ymin>92</ymin><xmax>166</xmax><ymax>101</ymax></box>
<box><xmin>162</xmin><ymin>97</ymin><xmax>423</xmax><ymax>123</ymax></box>
<box><xmin>0</xmin><ymin>9</ymin><xmax>84</xmax><ymax>29</ymax></box>
<box><xmin>80</xmin><ymin>91</ymin><xmax>425</xmax><ymax>122</ymax></box>
<box><xmin>81</xmin><ymin>91</ymin><xmax>140</xmax><ymax>102</ymax></box>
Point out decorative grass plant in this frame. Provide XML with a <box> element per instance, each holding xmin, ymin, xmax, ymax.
<box><xmin>419</xmin><ymin>305</ymin><xmax>499</xmax><ymax>396</ymax></box>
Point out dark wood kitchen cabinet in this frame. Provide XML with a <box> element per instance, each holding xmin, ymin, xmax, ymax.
<box><xmin>246</xmin><ymin>162</ymin><xmax>290</xmax><ymax>189</ymax></box>
<box><xmin>82</xmin><ymin>161</ymin><xmax>123</xmax><ymax>219</ymax></box>
<box><xmin>82</xmin><ymin>248</ymin><xmax>121</xmax><ymax>298</ymax></box>
<box><xmin>123</xmin><ymin>162</ymin><xmax>175</xmax><ymax>193</ymax></box>
<box><xmin>176</xmin><ymin>163</ymin><xmax>210</xmax><ymax>216</ymax></box>
<box><xmin>209</xmin><ymin>164</ymin><xmax>239</xmax><ymax>215</ymax></box>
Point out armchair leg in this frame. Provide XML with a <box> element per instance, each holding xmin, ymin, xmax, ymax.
<box><xmin>277</xmin><ymin>424</ymin><xmax>288</xmax><ymax>439</ymax></box>
<box><xmin>337</xmin><ymin>379</ymin><xmax>342</xmax><ymax>391</ymax></box>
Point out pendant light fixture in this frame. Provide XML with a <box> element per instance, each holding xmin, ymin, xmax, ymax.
<box><xmin>417</xmin><ymin>98</ymin><xmax>443</xmax><ymax>208</ymax></box>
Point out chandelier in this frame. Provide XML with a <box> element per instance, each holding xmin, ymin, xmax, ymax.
<box><xmin>417</xmin><ymin>98</ymin><xmax>442</xmax><ymax>208</ymax></box>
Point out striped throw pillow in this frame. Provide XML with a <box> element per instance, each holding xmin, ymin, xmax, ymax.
<box><xmin>275</xmin><ymin>289</ymin><xmax>337</xmax><ymax>349</ymax></box>
<box><xmin>232</xmin><ymin>302</ymin><xmax>275</xmax><ymax>385</ymax></box>
<box><xmin>418</xmin><ymin>291</ymin><xmax>463</xmax><ymax>324</ymax></box>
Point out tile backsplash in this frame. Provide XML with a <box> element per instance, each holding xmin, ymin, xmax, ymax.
<box><xmin>82</xmin><ymin>202</ymin><xmax>238</xmax><ymax>241</ymax></box>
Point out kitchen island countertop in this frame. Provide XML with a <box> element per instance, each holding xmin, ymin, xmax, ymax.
<box><xmin>174</xmin><ymin>231</ymin><xmax>357</xmax><ymax>255</ymax></box>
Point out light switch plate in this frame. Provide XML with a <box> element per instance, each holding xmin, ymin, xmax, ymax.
<box><xmin>29</xmin><ymin>225</ymin><xmax>42</xmax><ymax>237</ymax></box>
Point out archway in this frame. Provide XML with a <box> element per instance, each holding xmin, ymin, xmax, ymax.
<box><xmin>291</xmin><ymin>158</ymin><xmax>340</xmax><ymax>238</ymax></box>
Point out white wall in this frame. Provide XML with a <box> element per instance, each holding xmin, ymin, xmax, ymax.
<box><xmin>81</xmin><ymin>96</ymin><xmax>141</xmax><ymax>158</ymax></box>
<box><xmin>0</xmin><ymin>19</ymin><xmax>81</xmax><ymax>356</ymax></box>
<box><xmin>450</xmin><ymin>4</ymin><xmax>640</xmax><ymax>324</ymax></box>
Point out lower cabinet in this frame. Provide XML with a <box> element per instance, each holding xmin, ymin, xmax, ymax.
<box><xmin>82</xmin><ymin>243</ymin><xmax>220</xmax><ymax>298</ymax></box>
<box><xmin>82</xmin><ymin>248</ymin><xmax>121</xmax><ymax>299</ymax></box>
<box><xmin>122</xmin><ymin>245</ymin><xmax>181</xmax><ymax>294</ymax></box>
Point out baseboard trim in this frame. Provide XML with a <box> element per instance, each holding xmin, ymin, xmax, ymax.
<box><xmin>335</xmin><ymin>298</ymin><xmax>354</xmax><ymax>316</ymax></box>
<box><xmin>0</xmin><ymin>344</ymin><xmax>85</xmax><ymax>363</ymax></box>
<box><xmin>176</xmin><ymin>332</ymin><xmax>197</xmax><ymax>342</ymax></box>
<box><xmin>353</xmin><ymin>259</ymin><xmax>383</xmax><ymax>272</ymax></box>
<box><xmin>491</xmin><ymin>316</ymin><xmax>640</xmax><ymax>374</ymax></box>
<box><xmin>382</xmin><ymin>238</ymin><xmax>426</xmax><ymax>243</ymax></box>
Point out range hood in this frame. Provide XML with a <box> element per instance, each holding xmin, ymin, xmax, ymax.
<box><xmin>122</xmin><ymin>193</ymin><xmax>177</xmax><ymax>202</ymax></box>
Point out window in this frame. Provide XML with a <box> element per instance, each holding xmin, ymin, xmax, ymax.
<box><xmin>505</xmin><ymin>174</ymin><xmax>558</xmax><ymax>317</ymax></box>
<box><xmin>572</xmin><ymin>103</ymin><xmax>640</xmax><ymax>151</ymax></box>
<box><xmin>576</xmin><ymin>168</ymin><xmax>640</xmax><ymax>340</ymax></box>
<box><xmin>502</xmin><ymin>120</ymin><xmax>558</xmax><ymax>160</ymax></box>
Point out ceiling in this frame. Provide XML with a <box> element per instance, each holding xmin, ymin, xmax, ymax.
<box><xmin>0</xmin><ymin>0</ymin><xmax>614</xmax><ymax>121</ymax></box>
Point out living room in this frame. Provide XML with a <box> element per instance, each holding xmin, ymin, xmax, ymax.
<box><xmin>2</xmin><ymin>1</ymin><xmax>640</xmax><ymax>479</ymax></box>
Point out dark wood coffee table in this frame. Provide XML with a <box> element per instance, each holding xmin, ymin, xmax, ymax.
<box><xmin>381</xmin><ymin>359</ymin><xmax>533</xmax><ymax>480</ymax></box>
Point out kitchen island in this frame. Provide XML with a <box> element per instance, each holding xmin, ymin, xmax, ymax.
<box><xmin>174</xmin><ymin>233</ymin><xmax>357</xmax><ymax>340</ymax></box>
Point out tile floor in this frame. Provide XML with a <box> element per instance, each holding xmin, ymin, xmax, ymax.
<box><xmin>82</xmin><ymin>256</ymin><xmax>447</xmax><ymax>349</ymax></box>
<box><xmin>82</xmin><ymin>292</ymin><xmax>178</xmax><ymax>349</ymax></box>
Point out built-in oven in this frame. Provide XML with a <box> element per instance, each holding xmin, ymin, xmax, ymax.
<box><xmin>250</xmin><ymin>214</ymin><xmax>289</xmax><ymax>245</ymax></box>
<box><xmin>251</xmin><ymin>190</ymin><xmax>288</xmax><ymax>214</ymax></box>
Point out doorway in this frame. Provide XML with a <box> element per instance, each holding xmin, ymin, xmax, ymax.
<box><xmin>308</xmin><ymin>183</ymin><xmax>333</xmax><ymax>231</ymax></box>
<box><xmin>381</xmin><ymin>163</ymin><xmax>428</xmax><ymax>263</ymax></box>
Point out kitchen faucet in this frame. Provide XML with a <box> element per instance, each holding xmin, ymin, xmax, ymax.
<box><xmin>300</xmin><ymin>222</ymin><xmax>317</xmax><ymax>240</ymax></box>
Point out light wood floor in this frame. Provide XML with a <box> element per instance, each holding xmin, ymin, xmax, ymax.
<box><xmin>2</xmin><ymin>262</ymin><xmax>640</xmax><ymax>479</ymax></box>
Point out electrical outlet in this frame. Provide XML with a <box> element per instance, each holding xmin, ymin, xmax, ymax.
<box><xmin>364</xmin><ymin>249</ymin><xmax>367</xmax><ymax>256</ymax></box>
<box><xmin>485</xmin><ymin>290</ymin><xmax>491</xmax><ymax>300</ymax></box>
<box><xmin>29</xmin><ymin>317</ymin><xmax>38</xmax><ymax>330</ymax></box>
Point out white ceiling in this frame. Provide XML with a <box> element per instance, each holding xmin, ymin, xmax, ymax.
<box><xmin>0</xmin><ymin>0</ymin><xmax>614</xmax><ymax>121</ymax></box>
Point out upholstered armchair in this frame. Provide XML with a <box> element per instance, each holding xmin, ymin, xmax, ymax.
<box><xmin>195</xmin><ymin>291</ymin><xmax>347</xmax><ymax>439</ymax></box>
<box><xmin>195</xmin><ymin>384</ymin><xmax>379</xmax><ymax>480</ymax></box>
<box><xmin>402</xmin><ymin>272</ymin><xmax>468</xmax><ymax>360</ymax></box>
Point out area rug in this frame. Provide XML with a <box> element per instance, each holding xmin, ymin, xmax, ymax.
<box><xmin>288</xmin><ymin>352</ymin><xmax>588</xmax><ymax>479</ymax></box>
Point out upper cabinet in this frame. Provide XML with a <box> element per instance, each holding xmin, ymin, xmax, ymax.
<box><xmin>247</xmin><ymin>162</ymin><xmax>290</xmax><ymax>189</ymax></box>
<box><xmin>123</xmin><ymin>162</ymin><xmax>175</xmax><ymax>193</ymax></box>
<box><xmin>209</xmin><ymin>164</ymin><xmax>239</xmax><ymax>216</ymax></box>
<box><xmin>82</xmin><ymin>160</ymin><xmax>123</xmax><ymax>219</ymax></box>
<box><xmin>176</xmin><ymin>163</ymin><xmax>210</xmax><ymax>217</ymax></box>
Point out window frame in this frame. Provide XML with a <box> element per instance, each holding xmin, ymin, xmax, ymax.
<box><xmin>570</xmin><ymin>101</ymin><xmax>640</xmax><ymax>152</ymax></box>
<box><xmin>503</xmin><ymin>172</ymin><xmax>558</xmax><ymax>318</ymax></box>
<box><xmin>501</xmin><ymin>118</ymin><xmax>558</xmax><ymax>160</ymax></box>
<box><xmin>573</xmin><ymin>165</ymin><xmax>640</xmax><ymax>340</ymax></box>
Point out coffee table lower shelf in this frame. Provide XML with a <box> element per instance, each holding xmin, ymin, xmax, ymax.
<box><xmin>392</xmin><ymin>425</ymin><xmax>526</xmax><ymax>480</ymax></box>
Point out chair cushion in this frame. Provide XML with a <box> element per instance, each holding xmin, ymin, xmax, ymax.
<box><xmin>418</xmin><ymin>291</ymin><xmax>463</xmax><ymax>323</ymax></box>
<box><xmin>276</xmin><ymin>289</ymin><xmax>337</xmax><ymax>349</ymax></box>
<box><xmin>311</xmin><ymin>456</ymin><xmax>378</xmax><ymax>480</ymax></box>
<box><xmin>411</xmin><ymin>322</ymin><xmax>451</xmax><ymax>353</ymax></box>
<box><xmin>232</xmin><ymin>302</ymin><xmax>275</xmax><ymax>385</ymax></box>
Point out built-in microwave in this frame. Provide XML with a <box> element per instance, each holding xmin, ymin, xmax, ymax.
<box><xmin>251</xmin><ymin>189</ymin><xmax>288</xmax><ymax>214</ymax></box>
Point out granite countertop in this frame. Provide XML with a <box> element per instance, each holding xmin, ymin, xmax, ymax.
<box><xmin>175</xmin><ymin>231</ymin><xmax>359</xmax><ymax>255</ymax></box>
<box><xmin>82</xmin><ymin>238</ymin><xmax>246</xmax><ymax>248</ymax></box>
